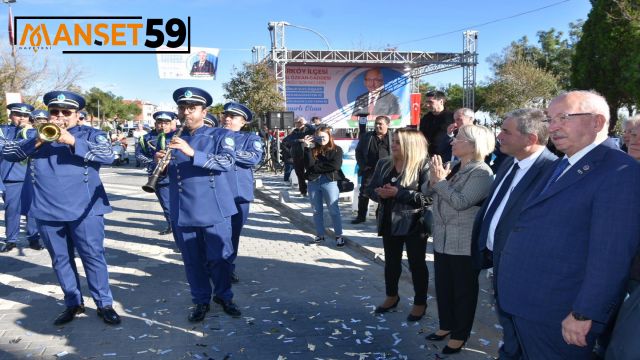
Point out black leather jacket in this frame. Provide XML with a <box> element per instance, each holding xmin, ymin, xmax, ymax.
<box><xmin>365</xmin><ymin>157</ymin><xmax>431</xmax><ymax>236</ymax></box>
<box><xmin>303</xmin><ymin>146</ymin><xmax>343</xmax><ymax>182</ymax></box>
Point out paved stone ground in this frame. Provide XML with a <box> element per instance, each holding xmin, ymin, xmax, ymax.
<box><xmin>0</xmin><ymin>149</ymin><xmax>501</xmax><ymax>359</ymax></box>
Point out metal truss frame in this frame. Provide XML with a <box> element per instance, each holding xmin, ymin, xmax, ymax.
<box><xmin>262</xmin><ymin>21</ymin><xmax>478</xmax><ymax>112</ymax></box>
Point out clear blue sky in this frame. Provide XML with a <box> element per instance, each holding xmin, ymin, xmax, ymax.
<box><xmin>7</xmin><ymin>0</ymin><xmax>592</xmax><ymax>109</ymax></box>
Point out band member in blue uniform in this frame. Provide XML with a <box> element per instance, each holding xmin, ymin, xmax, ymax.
<box><xmin>31</xmin><ymin>110</ymin><xmax>50</xmax><ymax>125</ymax></box>
<box><xmin>204</xmin><ymin>113</ymin><xmax>218</xmax><ymax>127</ymax></box>
<box><xmin>220</xmin><ymin>102</ymin><xmax>262</xmax><ymax>283</ymax></box>
<box><xmin>0</xmin><ymin>103</ymin><xmax>42</xmax><ymax>252</ymax></box>
<box><xmin>160</xmin><ymin>87</ymin><xmax>240</xmax><ymax>321</ymax></box>
<box><xmin>3</xmin><ymin>91</ymin><xmax>121</xmax><ymax>326</ymax></box>
<box><xmin>136</xmin><ymin>111</ymin><xmax>176</xmax><ymax>236</ymax></box>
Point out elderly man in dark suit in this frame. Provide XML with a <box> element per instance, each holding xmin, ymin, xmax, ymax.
<box><xmin>190</xmin><ymin>51</ymin><xmax>216</xmax><ymax>76</ymax></box>
<box><xmin>498</xmin><ymin>91</ymin><xmax>640</xmax><ymax>359</ymax></box>
<box><xmin>470</xmin><ymin>108</ymin><xmax>557</xmax><ymax>360</ymax></box>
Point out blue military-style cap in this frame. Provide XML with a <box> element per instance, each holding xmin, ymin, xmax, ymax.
<box><xmin>172</xmin><ymin>87</ymin><xmax>212</xmax><ymax>107</ymax></box>
<box><xmin>204</xmin><ymin>113</ymin><xmax>218</xmax><ymax>127</ymax></box>
<box><xmin>43</xmin><ymin>91</ymin><xmax>86</xmax><ymax>110</ymax></box>
<box><xmin>153</xmin><ymin>111</ymin><xmax>176</xmax><ymax>122</ymax></box>
<box><xmin>223</xmin><ymin>102</ymin><xmax>252</xmax><ymax>122</ymax></box>
<box><xmin>7</xmin><ymin>103</ymin><xmax>35</xmax><ymax>114</ymax></box>
<box><xmin>31</xmin><ymin>109</ymin><xmax>49</xmax><ymax>120</ymax></box>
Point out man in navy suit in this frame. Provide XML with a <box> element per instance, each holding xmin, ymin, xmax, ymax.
<box><xmin>470</xmin><ymin>108</ymin><xmax>557</xmax><ymax>359</ymax></box>
<box><xmin>498</xmin><ymin>91</ymin><xmax>640</xmax><ymax>359</ymax></box>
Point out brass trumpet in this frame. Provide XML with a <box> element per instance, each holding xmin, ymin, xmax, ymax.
<box><xmin>36</xmin><ymin>123</ymin><xmax>62</xmax><ymax>142</ymax></box>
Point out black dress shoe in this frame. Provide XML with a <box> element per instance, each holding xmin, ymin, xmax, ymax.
<box><xmin>188</xmin><ymin>303</ymin><xmax>210</xmax><ymax>322</ymax></box>
<box><xmin>28</xmin><ymin>241</ymin><xmax>44</xmax><ymax>250</ymax></box>
<box><xmin>213</xmin><ymin>296</ymin><xmax>241</xmax><ymax>318</ymax></box>
<box><xmin>426</xmin><ymin>331</ymin><xmax>450</xmax><ymax>341</ymax></box>
<box><xmin>406</xmin><ymin>306</ymin><xmax>426</xmax><ymax>322</ymax></box>
<box><xmin>97</xmin><ymin>306</ymin><xmax>121</xmax><ymax>325</ymax></box>
<box><xmin>230</xmin><ymin>272</ymin><xmax>239</xmax><ymax>284</ymax></box>
<box><xmin>442</xmin><ymin>341</ymin><xmax>466</xmax><ymax>355</ymax></box>
<box><xmin>350</xmin><ymin>217</ymin><xmax>366</xmax><ymax>224</ymax></box>
<box><xmin>53</xmin><ymin>305</ymin><xmax>85</xmax><ymax>325</ymax></box>
<box><xmin>158</xmin><ymin>227</ymin><xmax>172</xmax><ymax>235</ymax></box>
<box><xmin>374</xmin><ymin>296</ymin><xmax>400</xmax><ymax>314</ymax></box>
<box><xmin>0</xmin><ymin>242</ymin><xmax>16</xmax><ymax>252</ymax></box>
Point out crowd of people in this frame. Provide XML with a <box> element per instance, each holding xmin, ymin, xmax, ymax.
<box><xmin>271</xmin><ymin>90</ymin><xmax>640</xmax><ymax>359</ymax></box>
<box><xmin>1</xmin><ymin>86</ymin><xmax>640</xmax><ymax>359</ymax></box>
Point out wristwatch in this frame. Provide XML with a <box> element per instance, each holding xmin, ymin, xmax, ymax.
<box><xmin>571</xmin><ymin>311</ymin><xmax>590</xmax><ymax>321</ymax></box>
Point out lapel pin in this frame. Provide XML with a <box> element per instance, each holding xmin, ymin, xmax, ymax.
<box><xmin>578</xmin><ymin>170</ymin><xmax>583</xmax><ymax>174</ymax></box>
<box><xmin>583</xmin><ymin>165</ymin><xmax>590</xmax><ymax>171</ymax></box>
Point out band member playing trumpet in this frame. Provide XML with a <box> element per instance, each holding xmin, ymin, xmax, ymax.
<box><xmin>157</xmin><ymin>87</ymin><xmax>240</xmax><ymax>322</ymax></box>
<box><xmin>0</xmin><ymin>103</ymin><xmax>42</xmax><ymax>252</ymax></box>
<box><xmin>2</xmin><ymin>91</ymin><xmax>121</xmax><ymax>326</ymax></box>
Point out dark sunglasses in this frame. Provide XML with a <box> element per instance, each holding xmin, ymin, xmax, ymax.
<box><xmin>50</xmin><ymin>109</ymin><xmax>75</xmax><ymax>117</ymax></box>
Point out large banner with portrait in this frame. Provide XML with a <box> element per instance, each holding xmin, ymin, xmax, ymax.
<box><xmin>285</xmin><ymin>66</ymin><xmax>411</xmax><ymax>129</ymax></box>
<box><xmin>156</xmin><ymin>46</ymin><xmax>219</xmax><ymax>80</ymax></box>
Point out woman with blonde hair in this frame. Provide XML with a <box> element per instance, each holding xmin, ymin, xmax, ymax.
<box><xmin>426</xmin><ymin>124</ymin><xmax>495</xmax><ymax>354</ymax></box>
<box><xmin>366</xmin><ymin>128</ymin><xmax>431</xmax><ymax>322</ymax></box>
<box><xmin>302</xmin><ymin>126</ymin><xmax>345</xmax><ymax>247</ymax></box>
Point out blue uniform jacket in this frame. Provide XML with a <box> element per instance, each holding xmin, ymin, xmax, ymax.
<box><xmin>168</xmin><ymin>126</ymin><xmax>238</xmax><ymax>227</ymax></box>
<box><xmin>0</xmin><ymin>125</ymin><xmax>36</xmax><ymax>182</ymax></box>
<box><xmin>498</xmin><ymin>139</ymin><xmax>640</xmax><ymax>325</ymax></box>
<box><xmin>224</xmin><ymin>132</ymin><xmax>263</xmax><ymax>204</ymax></box>
<box><xmin>2</xmin><ymin>125</ymin><xmax>115</xmax><ymax>221</ymax></box>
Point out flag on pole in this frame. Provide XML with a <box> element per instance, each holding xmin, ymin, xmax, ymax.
<box><xmin>8</xmin><ymin>6</ymin><xmax>15</xmax><ymax>57</ymax></box>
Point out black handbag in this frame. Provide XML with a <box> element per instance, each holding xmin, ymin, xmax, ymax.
<box><xmin>337</xmin><ymin>170</ymin><xmax>355</xmax><ymax>193</ymax></box>
<box><xmin>421</xmin><ymin>205</ymin><xmax>433</xmax><ymax>236</ymax></box>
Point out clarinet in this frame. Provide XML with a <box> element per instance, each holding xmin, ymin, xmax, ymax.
<box><xmin>142</xmin><ymin>122</ymin><xmax>186</xmax><ymax>193</ymax></box>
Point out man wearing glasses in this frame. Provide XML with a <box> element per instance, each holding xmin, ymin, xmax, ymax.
<box><xmin>0</xmin><ymin>103</ymin><xmax>42</xmax><ymax>252</ymax></box>
<box><xmin>2</xmin><ymin>91</ymin><xmax>121</xmax><ymax>326</ymax></box>
<box><xmin>158</xmin><ymin>87</ymin><xmax>240</xmax><ymax>321</ymax></box>
<box><xmin>497</xmin><ymin>90</ymin><xmax>640</xmax><ymax>358</ymax></box>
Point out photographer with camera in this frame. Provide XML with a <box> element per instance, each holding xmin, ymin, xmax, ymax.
<box><xmin>302</xmin><ymin>126</ymin><xmax>345</xmax><ymax>248</ymax></box>
<box><xmin>283</xmin><ymin>117</ymin><xmax>315</xmax><ymax>196</ymax></box>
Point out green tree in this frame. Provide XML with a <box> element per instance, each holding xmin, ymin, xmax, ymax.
<box><xmin>223</xmin><ymin>62</ymin><xmax>285</xmax><ymax>122</ymax></box>
<box><xmin>489</xmin><ymin>21</ymin><xmax>583</xmax><ymax>90</ymax></box>
<box><xmin>572</xmin><ymin>0</ymin><xmax>640</xmax><ymax>132</ymax></box>
<box><xmin>485</xmin><ymin>59</ymin><xmax>559</xmax><ymax>117</ymax></box>
<box><xmin>83</xmin><ymin>87</ymin><xmax>141</xmax><ymax>125</ymax></box>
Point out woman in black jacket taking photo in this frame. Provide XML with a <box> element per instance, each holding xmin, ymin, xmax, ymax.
<box><xmin>366</xmin><ymin>128</ymin><xmax>431</xmax><ymax>322</ymax></box>
<box><xmin>302</xmin><ymin>126</ymin><xmax>345</xmax><ymax>247</ymax></box>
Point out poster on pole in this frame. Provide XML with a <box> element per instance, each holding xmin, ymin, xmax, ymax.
<box><xmin>285</xmin><ymin>66</ymin><xmax>410</xmax><ymax>129</ymax></box>
<box><xmin>156</xmin><ymin>46</ymin><xmax>219</xmax><ymax>80</ymax></box>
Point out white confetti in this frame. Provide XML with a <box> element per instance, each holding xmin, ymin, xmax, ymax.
<box><xmin>479</xmin><ymin>338</ymin><xmax>491</xmax><ymax>346</ymax></box>
<box><xmin>55</xmin><ymin>352</ymin><xmax>69</xmax><ymax>358</ymax></box>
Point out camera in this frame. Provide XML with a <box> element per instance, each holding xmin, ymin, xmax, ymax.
<box><xmin>313</xmin><ymin>136</ymin><xmax>323</xmax><ymax>144</ymax></box>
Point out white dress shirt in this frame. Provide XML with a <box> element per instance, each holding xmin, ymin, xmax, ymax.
<box><xmin>485</xmin><ymin>147</ymin><xmax>545</xmax><ymax>250</ymax></box>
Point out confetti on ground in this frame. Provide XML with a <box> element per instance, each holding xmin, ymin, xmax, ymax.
<box><xmin>479</xmin><ymin>338</ymin><xmax>491</xmax><ymax>346</ymax></box>
<box><xmin>308</xmin><ymin>343</ymin><xmax>316</xmax><ymax>351</ymax></box>
<box><xmin>55</xmin><ymin>352</ymin><xmax>69</xmax><ymax>358</ymax></box>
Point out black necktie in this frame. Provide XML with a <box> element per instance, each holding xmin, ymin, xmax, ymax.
<box><xmin>540</xmin><ymin>158</ymin><xmax>570</xmax><ymax>194</ymax></box>
<box><xmin>478</xmin><ymin>163</ymin><xmax>520</xmax><ymax>249</ymax></box>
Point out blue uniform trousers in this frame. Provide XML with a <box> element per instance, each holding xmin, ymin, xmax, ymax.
<box><xmin>37</xmin><ymin>215</ymin><xmax>114</xmax><ymax>308</ymax></box>
<box><xmin>175</xmin><ymin>218</ymin><xmax>233</xmax><ymax>304</ymax></box>
<box><xmin>230</xmin><ymin>202</ymin><xmax>250</xmax><ymax>272</ymax></box>
<box><xmin>3</xmin><ymin>181</ymin><xmax>39</xmax><ymax>243</ymax></box>
<box><xmin>155</xmin><ymin>183</ymin><xmax>171</xmax><ymax>225</ymax></box>
<box><xmin>511</xmin><ymin>315</ymin><xmax>603</xmax><ymax>360</ymax></box>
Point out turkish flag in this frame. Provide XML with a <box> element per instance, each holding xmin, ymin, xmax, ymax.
<box><xmin>410</xmin><ymin>93</ymin><xmax>421</xmax><ymax>126</ymax></box>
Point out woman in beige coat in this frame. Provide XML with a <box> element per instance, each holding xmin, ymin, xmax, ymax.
<box><xmin>426</xmin><ymin>124</ymin><xmax>495</xmax><ymax>355</ymax></box>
